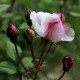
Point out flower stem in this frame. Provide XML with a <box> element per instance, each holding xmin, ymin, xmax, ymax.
<box><xmin>14</xmin><ymin>44</ymin><xmax>34</xmax><ymax>79</ymax></box>
<box><xmin>40</xmin><ymin>43</ymin><xmax>52</xmax><ymax>67</ymax></box>
<box><xmin>58</xmin><ymin>71</ymin><xmax>65</xmax><ymax>80</ymax></box>
<box><xmin>34</xmin><ymin>43</ymin><xmax>56</xmax><ymax>80</ymax></box>
<box><xmin>37</xmin><ymin>40</ymin><xmax>47</xmax><ymax>67</ymax></box>
<box><xmin>30</xmin><ymin>42</ymin><xmax>36</xmax><ymax>67</ymax></box>
<box><xmin>34</xmin><ymin>40</ymin><xmax>47</xmax><ymax>80</ymax></box>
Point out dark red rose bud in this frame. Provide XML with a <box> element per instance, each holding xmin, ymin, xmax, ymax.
<box><xmin>62</xmin><ymin>56</ymin><xmax>73</xmax><ymax>72</ymax></box>
<box><xmin>7</xmin><ymin>24</ymin><xmax>18</xmax><ymax>43</ymax></box>
<box><xmin>23</xmin><ymin>29</ymin><xmax>35</xmax><ymax>44</ymax></box>
<box><xmin>25</xmin><ymin>10</ymin><xmax>32</xmax><ymax>28</ymax></box>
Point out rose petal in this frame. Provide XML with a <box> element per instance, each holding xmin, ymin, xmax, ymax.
<box><xmin>61</xmin><ymin>23</ymin><xmax>75</xmax><ymax>41</ymax></box>
<box><xmin>41</xmin><ymin>13</ymin><xmax>60</xmax><ymax>31</ymax></box>
<box><xmin>30</xmin><ymin>11</ymin><xmax>60</xmax><ymax>37</ymax></box>
<box><xmin>46</xmin><ymin>20</ymin><xmax>64</xmax><ymax>43</ymax></box>
<box><xmin>30</xmin><ymin>11</ymin><xmax>47</xmax><ymax>37</ymax></box>
<box><xmin>58</xmin><ymin>12</ymin><xmax>63</xmax><ymax>21</ymax></box>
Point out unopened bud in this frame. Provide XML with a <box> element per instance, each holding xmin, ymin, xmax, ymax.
<box><xmin>62</xmin><ymin>56</ymin><xmax>73</xmax><ymax>72</ymax></box>
<box><xmin>7</xmin><ymin>24</ymin><xmax>18</xmax><ymax>43</ymax></box>
<box><xmin>23</xmin><ymin>29</ymin><xmax>35</xmax><ymax>44</ymax></box>
<box><xmin>25</xmin><ymin>10</ymin><xmax>32</xmax><ymax>28</ymax></box>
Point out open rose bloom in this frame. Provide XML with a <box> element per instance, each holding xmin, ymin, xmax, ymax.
<box><xmin>30</xmin><ymin>11</ymin><xmax>75</xmax><ymax>43</ymax></box>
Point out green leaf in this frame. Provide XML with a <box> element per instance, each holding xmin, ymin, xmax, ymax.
<box><xmin>22</xmin><ymin>57</ymin><xmax>33</xmax><ymax>67</ymax></box>
<box><xmin>19</xmin><ymin>57</ymin><xmax>33</xmax><ymax>72</ymax></box>
<box><xmin>22</xmin><ymin>76</ymin><xmax>27</xmax><ymax>80</ymax></box>
<box><xmin>6</xmin><ymin>41</ymin><xmax>22</xmax><ymax>61</ymax></box>
<box><xmin>7</xmin><ymin>74</ymin><xmax>17</xmax><ymax>80</ymax></box>
<box><xmin>19</xmin><ymin>22</ymin><xmax>28</xmax><ymax>30</ymax></box>
<box><xmin>0</xmin><ymin>4</ymin><xmax>10</xmax><ymax>12</ymax></box>
<box><xmin>70</xmin><ymin>12</ymin><xmax>80</xmax><ymax>17</ymax></box>
<box><xmin>0</xmin><ymin>61</ymin><xmax>16</xmax><ymax>74</ymax></box>
<box><xmin>13</xmin><ymin>15</ymin><xmax>23</xmax><ymax>21</ymax></box>
<box><xmin>1</xmin><ymin>13</ymin><xmax>14</xmax><ymax>18</ymax></box>
<box><xmin>43</xmin><ymin>0</ymin><xmax>53</xmax><ymax>3</ymax></box>
<box><xmin>57</xmin><ymin>46</ymin><xmax>69</xmax><ymax>56</ymax></box>
<box><xmin>16</xmin><ymin>0</ymin><xmax>32</xmax><ymax>6</ymax></box>
<box><xmin>0</xmin><ymin>0</ymin><xmax>8</xmax><ymax>3</ymax></box>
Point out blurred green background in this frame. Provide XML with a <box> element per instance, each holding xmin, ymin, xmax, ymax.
<box><xmin>0</xmin><ymin>0</ymin><xmax>80</xmax><ymax>80</ymax></box>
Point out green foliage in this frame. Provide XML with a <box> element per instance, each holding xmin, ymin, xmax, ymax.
<box><xmin>0</xmin><ymin>61</ymin><xmax>16</xmax><ymax>74</ymax></box>
<box><xmin>16</xmin><ymin>0</ymin><xmax>33</xmax><ymax>6</ymax></box>
<box><xmin>0</xmin><ymin>4</ymin><xmax>10</xmax><ymax>12</ymax></box>
<box><xmin>22</xmin><ymin>76</ymin><xmax>34</xmax><ymax>80</ymax></box>
<box><xmin>22</xmin><ymin>57</ymin><xmax>33</xmax><ymax>67</ymax></box>
<box><xmin>1</xmin><ymin>13</ymin><xmax>14</xmax><ymax>18</ymax></box>
<box><xmin>19</xmin><ymin>57</ymin><xmax>33</xmax><ymax>72</ymax></box>
<box><xmin>19</xmin><ymin>22</ymin><xmax>28</xmax><ymax>30</ymax></box>
<box><xmin>70</xmin><ymin>12</ymin><xmax>80</xmax><ymax>17</ymax></box>
<box><xmin>6</xmin><ymin>41</ymin><xmax>22</xmax><ymax>61</ymax></box>
<box><xmin>7</xmin><ymin>75</ymin><xmax>17</xmax><ymax>80</ymax></box>
<box><xmin>0</xmin><ymin>0</ymin><xmax>8</xmax><ymax>3</ymax></box>
<box><xmin>13</xmin><ymin>15</ymin><xmax>23</xmax><ymax>21</ymax></box>
<box><xmin>22</xmin><ymin>76</ymin><xmax>27</xmax><ymax>80</ymax></box>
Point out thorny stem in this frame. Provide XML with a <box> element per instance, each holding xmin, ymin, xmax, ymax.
<box><xmin>30</xmin><ymin>42</ymin><xmax>36</xmax><ymax>67</ymax></box>
<box><xmin>34</xmin><ymin>43</ymin><xmax>57</xmax><ymax>80</ymax></box>
<box><xmin>15</xmin><ymin>48</ymin><xmax>22</xmax><ymax>80</ymax></box>
<box><xmin>38</xmin><ymin>43</ymin><xmax>57</xmax><ymax>72</ymax></box>
<box><xmin>40</xmin><ymin>43</ymin><xmax>52</xmax><ymax>67</ymax></box>
<box><xmin>37</xmin><ymin>40</ymin><xmax>47</xmax><ymax>67</ymax></box>
<box><xmin>58</xmin><ymin>71</ymin><xmax>65</xmax><ymax>80</ymax></box>
<box><xmin>14</xmin><ymin>44</ymin><xmax>34</xmax><ymax>79</ymax></box>
<box><xmin>34</xmin><ymin>40</ymin><xmax>47</xmax><ymax>80</ymax></box>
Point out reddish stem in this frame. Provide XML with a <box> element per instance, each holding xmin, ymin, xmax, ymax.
<box><xmin>14</xmin><ymin>44</ymin><xmax>34</xmax><ymax>79</ymax></box>
<box><xmin>30</xmin><ymin>42</ymin><xmax>36</xmax><ymax>67</ymax></box>
<box><xmin>36</xmin><ymin>43</ymin><xmax>56</xmax><ymax>78</ymax></box>
<box><xmin>40</xmin><ymin>44</ymin><xmax>52</xmax><ymax>67</ymax></box>
<box><xmin>58</xmin><ymin>71</ymin><xmax>65</xmax><ymax>80</ymax></box>
<box><xmin>34</xmin><ymin>40</ymin><xmax>47</xmax><ymax>80</ymax></box>
<box><xmin>37</xmin><ymin>41</ymin><xmax>47</xmax><ymax>67</ymax></box>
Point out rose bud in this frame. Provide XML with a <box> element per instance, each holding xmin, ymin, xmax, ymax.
<box><xmin>25</xmin><ymin>10</ymin><xmax>32</xmax><ymax>28</ymax></box>
<box><xmin>7</xmin><ymin>24</ymin><xmax>18</xmax><ymax>43</ymax></box>
<box><xmin>23</xmin><ymin>29</ymin><xmax>35</xmax><ymax>44</ymax></box>
<box><xmin>62</xmin><ymin>56</ymin><xmax>74</xmax><ymax>72</ymax></box>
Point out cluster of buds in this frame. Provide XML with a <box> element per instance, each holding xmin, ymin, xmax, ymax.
<box><xmin>7</xmin><ymin>24</ymin><xmax>18</xmax><ymax>43</ymax></box>
<box><xmin>62</xmin><ymin>56</ymin><xmax>74</xmax><ymax>72</ymax></box>
<box><xmin>7</xmin><ymin>10</ymin><xmax>34</xmax><ymax>44</ymax></box>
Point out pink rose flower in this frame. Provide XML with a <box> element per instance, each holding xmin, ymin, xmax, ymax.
<box><xmin>30</xmin><ymin>11</ymin><xmax>75</xmax><ymax>43</ymax></box>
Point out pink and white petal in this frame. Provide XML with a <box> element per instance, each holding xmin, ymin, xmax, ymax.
<box><xmin>41</xmin><ymin>13</ymin><xmax>60</xmax><ymax>31</ymax></box>
<box><xmin>61</xmin><ymin>23</ymin><xmax>75</xmax><ymax>41</ymax></box>
<box><xmin>36</xmin><ymin>12</ymin><xmax>44</xmax><ymax>26</ymax></box>
<box><xmin>58</xmin><ymin>12</ymin><xmax>63</xmax><ymax>21</ymax></box>
<box><xmin>46</xmin><ymin>20</ymin><xmax>64</xmax><ymax>43</ymax></box>
<box><xmin>30</xmin><ymin>11</ymin><xmax>47</xmax><ymax>37</ymax></box>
